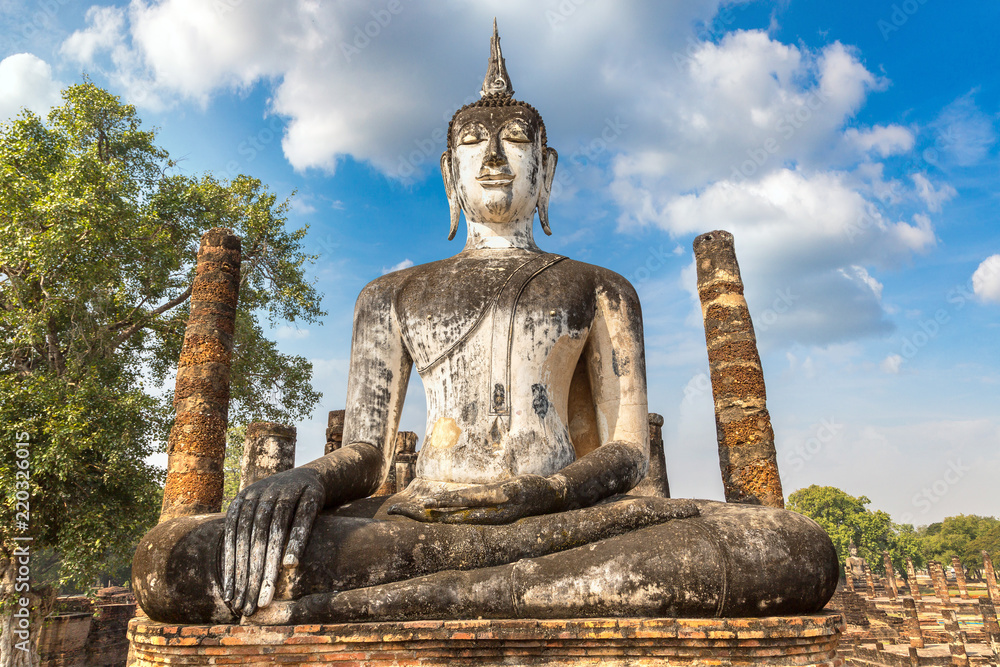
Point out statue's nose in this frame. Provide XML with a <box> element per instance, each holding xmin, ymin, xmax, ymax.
<box><xmin>483</xmin><ymin>132</ymin><xmax>507</xmax><ymax>167</ymax></box>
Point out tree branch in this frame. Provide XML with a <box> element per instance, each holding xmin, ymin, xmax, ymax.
<box><xmin>110</xmin><ymin>285</ymin><xmax>192</xmax><ymax>350</ymax></box>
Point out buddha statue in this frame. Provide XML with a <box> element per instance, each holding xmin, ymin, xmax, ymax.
<box><xmin>133</xmin><ymin>23</ymin><xmax>838</xmax><ymax>625</ymax></box>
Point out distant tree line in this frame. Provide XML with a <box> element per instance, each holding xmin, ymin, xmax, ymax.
<box><xmin>788</xmin><ymin>485</ymin><xmax>1000</xmax><ymax>579</ymax></box>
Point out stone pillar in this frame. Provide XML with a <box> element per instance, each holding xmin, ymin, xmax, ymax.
<box><xmin>907</xmin><ymin>557</ymin><xmax>922</xmax><ymax>601</ymax></box>
<box><xmin>866</xmin><ymin>570</ymin><xmax>877</xmax><ymax>598</ymax></box>
<box><xmin>160</xmin><ymin>228</ymin><xmax>241</xmax><ymax>521</ymax></box>
<box><xmin>884</xmin><ymin>551</ymin><xmax>898</xmax><ymax>600</ymax></box>
<box><xmin>903</xmin><ymin>597</ymin><xmax>924</xmax><ymax>649</ymax></box>
<box><xmin>394</xmin><ymin>432</ymin><xmax>418</xmax><ymax>492</ymax></box>
<box><xmin>325</xmin><ymin>409</ymin><xmax>345</xmax><ymax>455</ymax></box>
<box><xmin>693</xmin><ymin>230</ymin><xmax>783</xmax><ymax>508</ymax></box>
<box><xmin>374</xmin><ymin>431</ymin><xmax>419</xmax><ymax>496</ymax></box>
<box><xmin>239</xmin><ymin>422</ymin><xmax>296</xmax><ymax>491</ymax></box>
<box><xmin>907</xmin><ymin>646</ymin><xmax>919</xmax><ymax>667</ymax></box>
<box><xmin>631</xmin><ymin>413</ymin><xmax>670</xmax><ymax>498</ymax></box>
<box><xmin>844</xmin><ymin>560</ymin><xmax>855</xmax><ymax>592</ymax></box>
<box><xmin>930</xmin><ymin>560</ymin><xmax>953</xmax><ymax>607</ymax></box>
<box><xmin>951</xmin><ymin>556</ymin><xmax>970</xmax><ymax>599</ymax></box>
<box><xmin>949</xmin><ymin>640</ymin><xmax>970</xmax><ymax>667</ymax></box>
<box><xmin>980</xmin><ymin>597</ymin><xmax>1000</xmax><ymax>635</ymax></box>
<box><xmin>983</xmin><ymin>551</ymin><xmax>999</xmax><ymax>603</ymax></box>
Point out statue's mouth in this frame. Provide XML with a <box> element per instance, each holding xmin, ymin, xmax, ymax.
<box><xmin>477</xmin><ymin>174</ymin><xmax>514</xmax><ymax>187</ymax></box>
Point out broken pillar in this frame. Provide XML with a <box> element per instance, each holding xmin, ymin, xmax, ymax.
<box><xmin>844</xmin><ymin>559</ymin><xmax>855</xmax><ymax>592</ymax></box>
<box><xmin>239</xmin><ymin>422</ymin><xmax>296</xmax><ymax>491</ymax></box>
<box><xmin>374</xmin><ymin>431</ymin><xmax>418</xmax><ymax>496</ymax></box>
<box><xmin>325</xmin><ymin>409</ymin><xmax>345</xmax><ymax>455</ymax></box>
<box><xmin>980</xmin><ymin>597</ymin><xmax>1000</xmax><ymax>635</ymax></box>
<box><xmin>984</xmin><ymin>551</ymin><xmax>999</xmax><ymax>604</ymax></box>
<box><xmin>930</xmin><ymin>560</ymin><xmax>953</xmax><ymax>607</ymax></box>
<box><xmin>949</xmin><ymin>640</ymin><xmax>970</xmax><ymax>667</ymax></box>
<box><xmin>160</xmin><ymin>228</ymin><xmax>241</xmax><ymax>521</ymax></box>
<box><xmin>693</xmin><ymin>230</ymin><xmax>783</xmax><ymax>508</ymax></box>
<box><xmin>884</xmin><ymin>551</ymin><xmax>898</xmax><ymax>600</ymax></box>
<box><xmin>631</xmin><ymin>413</ymin><xmax>670</xmax><ymax>498</ymax></box>
<box><xmin>951</xmin><ymin>555</ymin><xmax>970</xmax><ymax>599</ymax></box>
<box><xmin>907</xmin><ymin>557</ymin><xmax>923</xmax><ymax>601</ymax></box>
<box><xmin>394</xmin><ymin>431</ymin><xmax>418</xmax><ymax>493</ymax></box>
<box><xmin>903</xmin><ymin>597</ymin><xmax>924</xmax><ymax>649</ymax></box>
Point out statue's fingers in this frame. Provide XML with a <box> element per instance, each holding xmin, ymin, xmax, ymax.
<box><xmin>257</xmin><ymin>497</ymin><xmax>295</xmax><ymax>609</ymax></box>
<box><xmin>282</xmin><ymin>491</ymin><xmax>320</xmax><ymax>568</ymax></box>
<box><xmin>242</xmin><ymin>497</ymin><xmax>276</xmax><ymax>617</ymax></box>
<box><xmin>231</xmin><ymin>494</ymin><xmax>258</xmax><ymax>610</ymax></box>
<box><xmin>222</xmin><ymin>496</ymin><xmax>243</xmax><ymax>603</ymax></box>
<box><xmin>425</xmin><ymin>486</ymin><xmax>505</xmax><ymax>508</ymax></box>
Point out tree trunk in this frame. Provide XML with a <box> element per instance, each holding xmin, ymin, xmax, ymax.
<box><xmin>0</xmin><ymin>556</ymin><xmax>53</xmax><ymax>667</ymax></box>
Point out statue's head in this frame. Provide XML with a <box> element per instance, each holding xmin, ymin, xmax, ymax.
<box><xmin>441</xmin><ymin>20</ymin><xmax>558</xmax><ymax>240</ymax></box>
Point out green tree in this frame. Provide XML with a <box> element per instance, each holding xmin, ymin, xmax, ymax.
<box><xmin>0</xmin><ymin>82</ymin><xmax>324</xmax><ymax>663</ymax></box>
<box><xmin>916</xmin><ymin>515</ymin><xmax>1000</xmax><ymax>580</ymax></box>
<box><xmin>787</xmin><ymin>485</ymin><xmax>923</xmax><ymax>576</ymax></box>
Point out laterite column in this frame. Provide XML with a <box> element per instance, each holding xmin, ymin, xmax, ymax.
<box><xmin>240</xmin><ymin>422</ymin><xmax>296</xmax><ymax>491</ymax></box>
<box><xmin>694</xmin><ymin>230</ymin><xmax>783</xmax><ymax>507</ymax></box>
<box><xmin>160</xmin><ymin>228</ymin><xmax>241</xmax><ymax>520</ymax></box>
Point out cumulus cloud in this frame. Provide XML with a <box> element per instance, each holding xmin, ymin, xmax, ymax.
<box><xmin>0</xmin><ymin>53</ymin><xmax>62</xmax><ymax>121</ymax></box>
<box><xmin>910</xmin><ymin>173</ymin><xmax>957</xmax><ymax>213</ymax></box>
<box><xmin>275</xmin><ymin>325</ymin><xmax>310</xmax><ymax>340</ymax></box>
<box><xmin>972</xmin><ymin>255</ymin><xmax>1000</xmax><ymax>304</ymax></box>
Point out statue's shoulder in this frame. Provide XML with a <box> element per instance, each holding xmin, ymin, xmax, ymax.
<box><xmin>550</xmin><ymin>257</ymin><xmax>641</xmax><ymax>304</ymax></box>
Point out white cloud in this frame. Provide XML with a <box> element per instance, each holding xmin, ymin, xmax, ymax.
<box><xmin>910</xmin><ymin>173</ymin><xmax>956</xmax><ymax>213</ymax></box>
<box><xmin>972</xmin><ymin>255</ymin><xmax>1000</xmax><ymax>304</ymax></box>
<box><xmin>844</xmin><ymin>124</ymin><xmax>914</xmax><ymax>158</ymax></box>
<box><xmin>0</xmin><ymin>53</ymin><xmax>62</xmax><ymax>121</ymax></box>
<box><xmin>381</xmin><ymin>259</ymin><xmax>414</xmax><ymax>275</ymax></box>
<box><xmin>61</xmin><ymin>5</ymin><xmax>126</xmax><ymax>64</ymax></box>
<box><xmin>880</xmin><ymin>353</ymin><xmax>903</xmax><ymax>374</ymax></box>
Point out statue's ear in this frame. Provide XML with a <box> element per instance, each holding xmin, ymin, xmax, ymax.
<box><xmin>441</xmin><ymin>151</ymin><xmax>460</xmax><ymax>241</ymax></box>
<box><xmin>537</xmin><ymin>147</ymin><xmax>558</xmax><ymax>236</ymax></box>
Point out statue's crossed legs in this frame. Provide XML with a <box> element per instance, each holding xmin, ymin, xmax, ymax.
<box><xmin>134</xmin><ymin>496</ymin><xmax>837</xmax><ymax>625</ymax></box>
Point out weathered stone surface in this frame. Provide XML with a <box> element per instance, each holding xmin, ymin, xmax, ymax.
<box><xmin>951</xmin><ymin>555</ymin><xmax>971</xmax><ymax>599</ymax></box>
<box><xmin>324</xmin><ymin>409</ymin><xmax>345</xmax><ymax>455</ymax></box>
<box><xmin>160</xmin><ymin>228</ymin><xmax>240</xmax><ymax>520</ymax></box>
<box><xmin>985</xmin><ymin>550</ymin><xmax>1000</xmax><ymax>604</ymax></box>
<box><xmin>126</xmin><ymin>613</ymin><xmax>845</xmax><ymax>666</ymax></box>
<box><xmin>630</xmin><ymin>412</ymin><xmax>670</xmax><ymax>498</ymax></box>
<box><xmin>239</xmin><ymin>422</ymin><xmax>296</xmax><ymax>491</ymax></box>
<box><xmin>693</xmin><ymin>229</ymin><xmax>783</xmax><ymax>509</ymax></box>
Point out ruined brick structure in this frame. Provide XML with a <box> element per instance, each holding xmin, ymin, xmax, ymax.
<box><xmin>324</xmin><ymin>408</ymin><xmax>345</xmax><ymax>455</ymax></box>
<box><xmin>693</xmin><ymin>230</ymin><xmax>783</xmax><ymax>508</ymax></box>
<box><xmin>160</xmin><ymin>228</ymin><xmax>241</xmax><ymax>520</ymax></box>
<box><xmin>825</xmin><ymin>551</ymin><xmax>1000</xmax><ymax>666</ymax></box>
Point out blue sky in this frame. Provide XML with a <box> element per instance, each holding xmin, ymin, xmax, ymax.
<box><xmin>2</xmin><ymin>0</ymin><xmax>996</xmax><ymax>524</ymax></box>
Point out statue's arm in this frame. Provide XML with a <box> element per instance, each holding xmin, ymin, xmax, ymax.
<box><xmin>551</xmin><ymin>274</ymin><xmax>650</xmax><ymax>508</ymax></box>
<box><xmin>223</xmin><ymin>277</ymin><xmax>411</xmax><ymax>618</ymax></box>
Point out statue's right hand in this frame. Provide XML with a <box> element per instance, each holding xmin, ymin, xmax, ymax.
<box><xmin>222</xmin><ymin>466</ymin><xmax>325</xmax><ymax>618</ymax></box>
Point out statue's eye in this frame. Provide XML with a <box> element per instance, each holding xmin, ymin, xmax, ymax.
<box><xmin>459</xmin><ymin>126</ymin><xmax>485</xmax><ymax>145</ymax></box>
<box><xmin>503</xmin><ymin>123</ymin><xmax>531</xmax><ymax>143</ymax></box>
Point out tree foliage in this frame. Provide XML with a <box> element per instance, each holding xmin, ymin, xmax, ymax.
<box><xmin>0</xmin><ymin>81</ymin><xmax>324</xmax><ymax>593</ymax></box>
<box><xmin>787</xmin><ymin>485</ymin><xmax>922</xmax><ymax>575</ymax></box>
<box><xmin>915</xmin><ymin>515</ymin><xmax>1000</xmax><ymax>579</ymax></box>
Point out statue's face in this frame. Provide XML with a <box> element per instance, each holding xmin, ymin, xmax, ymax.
<box><xmin>450</xmin><ymin>106</ymin><xmax>545</xmax><ymax>224</ymax></box>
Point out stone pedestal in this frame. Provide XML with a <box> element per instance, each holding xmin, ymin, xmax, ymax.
<box><xmin>127</xmin><ymin>613</ymin><xmax>843</xmax><ymax>666</ymax></box>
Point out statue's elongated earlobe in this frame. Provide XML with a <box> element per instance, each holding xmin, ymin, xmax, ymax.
<box><xmin>441</xmin><ymin>152</ymin><xmax>460</xmax><ymax>240</ymax></box>
<box><xmin>537</xmin><ymin>147</ymin><xmax>558</xmax><ymax>236</ymax></box>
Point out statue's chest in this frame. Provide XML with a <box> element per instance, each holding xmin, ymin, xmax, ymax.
<box><xmin>394</xmin><ymin>254</ymin><xmax>589</xmax><ymax>387</ymax></box>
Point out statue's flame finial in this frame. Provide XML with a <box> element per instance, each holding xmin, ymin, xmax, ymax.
<box><xmin>481</xmin><ymin>18</ymin><xmax>513</xmax><ymax>97</ymax></box>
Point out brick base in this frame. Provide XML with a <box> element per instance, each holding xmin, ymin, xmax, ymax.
<box><xmin>127</xmin><ymin>613</ymin><xmax>844</xmax><ymax>666</ymax></box>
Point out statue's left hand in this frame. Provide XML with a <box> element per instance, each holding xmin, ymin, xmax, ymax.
<box><xmin>388</xmin><ymin>474</ymin><xmax>564</xmax><ymax>524</ymax></box>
